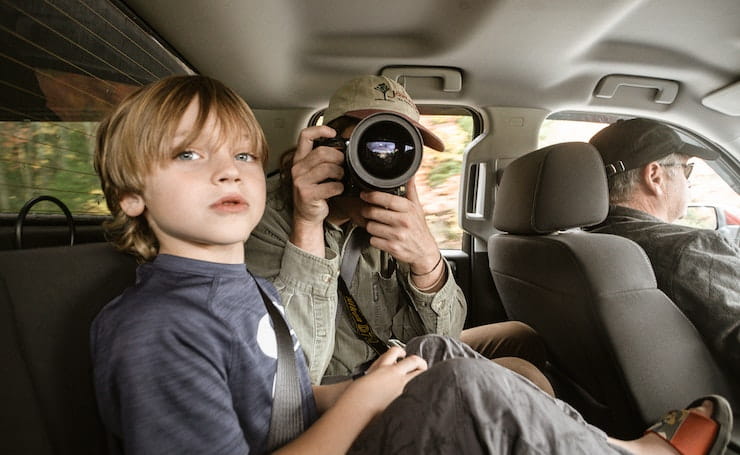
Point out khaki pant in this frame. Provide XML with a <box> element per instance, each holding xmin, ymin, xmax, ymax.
<box><xmin>461</xmin><ymin>321</ymin><xmax>554</xmax><ymax>396</ymax></box>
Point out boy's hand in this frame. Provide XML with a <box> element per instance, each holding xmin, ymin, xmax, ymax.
<box><xmin>347</xmin><ymin>346</ymin><xmax>427</xmax><ymax>415</ymax></box>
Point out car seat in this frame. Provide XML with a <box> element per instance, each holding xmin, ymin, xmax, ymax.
<box><xmin>487</xmin><ymin>141</ymin><xmax>734</xmax><ymax>438</ymax></box>
<box><xmin>0</xmin><ymin>242</ymin><xmax>137</xmax><ymax>454</ymax></box>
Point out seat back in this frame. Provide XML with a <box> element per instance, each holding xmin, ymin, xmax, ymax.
<box><xmin>0</xmin><ymin>242</ymin><xmax>137</xmax><ymax>454</ymax></box>
<box><xmin>488</xmin><ymin>142</ymin><xmax>733</xmax><ymax>438</ymax></box>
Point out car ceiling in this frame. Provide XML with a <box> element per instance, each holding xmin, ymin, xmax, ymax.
<box><xmin>125</xmin><ymin>0</ymin><xmax>739</xmax><ymax>159</ymax></box>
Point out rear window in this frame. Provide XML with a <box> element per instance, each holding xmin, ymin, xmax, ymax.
<box><xmin>0</xmin><ymin>0</ymin><xmax>192</xmax><ymax>217</ymax></box>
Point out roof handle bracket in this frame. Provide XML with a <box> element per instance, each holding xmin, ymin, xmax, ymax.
<box><xmin>594</xmin><ymin>75</ymin><xmax>679</xmax><ymax>105</ymax></box>
<box><xmin>380</xmin><ymin>66</ymin><xmax>462</xmax><ymax>92</ymax></box>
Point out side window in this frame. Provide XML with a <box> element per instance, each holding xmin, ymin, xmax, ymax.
<box><xmin>0</xmin><ymin>0</ymin><xmax>192</xmax><ymax>218</ymax></box>
<box><xmin>540</xmin><ymin>115</ymin><xmax>740</xmax><ymax>240</ymax></box>
<box><xmin>538</xmin><ymin>118</ymin><xmax>608</xmax><ymax>148</ymax></box>
<box><xmin>676</xmin><ymin>159</ymin><xmax>740</xmax><ymax>244</ymax></box>
<box><xmin>418</xmin><ymin>113</ymin><xmax>477</xmax><ymax>249</ymax></box>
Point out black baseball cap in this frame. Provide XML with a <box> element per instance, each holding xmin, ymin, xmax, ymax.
<box><xmin>589</xmin><ymin>118</ymin><xmax>718</xmax><ymax>177</ymax></box>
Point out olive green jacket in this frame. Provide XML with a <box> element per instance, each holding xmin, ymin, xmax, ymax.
<box><xmin>245</xmin><ymin>176</ymin><xmax>466</xmax><ymax>384</ymax></box>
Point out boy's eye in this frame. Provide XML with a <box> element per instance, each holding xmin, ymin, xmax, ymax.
<box><xmin>175</xmin><ymin>150</ymin><xmax>202</xmax><ymax>160</ymax></box>
<box><xmin>235</xmin><ymin>153</ymin><xmax>257</xmax><ymax>162</ymax></box>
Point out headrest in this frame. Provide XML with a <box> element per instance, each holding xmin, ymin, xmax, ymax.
<box><xmin>493</xmin><ymin>142</ymin><xmax>608</xmax><ymax>235</ymax></box>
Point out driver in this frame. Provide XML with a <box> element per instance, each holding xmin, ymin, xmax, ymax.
<box><xmin>588</xmin><ymin>118</ymin><xmax>740</xmax><ymax>388</ymax></box>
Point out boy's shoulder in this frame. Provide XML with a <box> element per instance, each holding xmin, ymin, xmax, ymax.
<box><xmin>94</xmin><ymin>260</ymin><xmax>280</xmax><ymax>339</ymax></box>
<box><xmin>251</xmin><ymin>272</ymin><xmax>279</xmax><ymax>299</ymax></box>
<box><xmin>91</xmin><ymin>271</ymin><xmax>195</xmax><ymax>343</ymax></box>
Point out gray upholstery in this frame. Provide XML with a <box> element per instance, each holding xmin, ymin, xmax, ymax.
<box><xmin>0</xmin><ymin>243</ymin><xmax>137</xmax><ymax>454</ymax></box>
<box><xmin>489</xmin><ymin>142</ymin><xmax>734</xmax><ymax>438</ymax></box>
<box><xmin>493</xmin><ymin>142</ymin><xmax>608</xmax><ymax>234</ymax></box>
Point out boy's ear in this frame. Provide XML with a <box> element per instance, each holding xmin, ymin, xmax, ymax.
<box><xmin>119</xmin><ymin>193</ymin><xmax>146</xmax><ymax>216</ymax></box>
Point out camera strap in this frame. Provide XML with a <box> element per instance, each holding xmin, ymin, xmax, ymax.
<box><xmin>338</xmin><ymin>227</ymin><xmax>389</xmax><ymax>356</ymax></box>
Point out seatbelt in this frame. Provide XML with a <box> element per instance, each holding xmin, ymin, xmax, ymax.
<box><xmin>338</xmin><ymin>227</ymin><xmax>389</xmax><ymax>356</ymax></box>
<box><xmin>256</xmin><ymin>281</ymin><xmax>304</xmax><ymax>451</ymax></box>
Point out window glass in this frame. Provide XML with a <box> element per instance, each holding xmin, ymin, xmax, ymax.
<box><xmin>0</xmin><ymin>121</ymin><xmax>106</xmax><ymax>215</ymax></box>
<box><xmin>418</xmin><ymin>114</ymin><xmax>475</xmax><ymax>249</ymax></box>
<box><xmin>681</xmin><ymin>205</ymin><xmax>718</xmax><ymax>230</ymax></box>
<box><xmin>0</xmin><ymin>0</ymin><xmax>192</xmax><ymax>217</ymax></box>
<box><xmin>538</xmin><ymin>118</ymin><xmax>608</xmax><ymax>148</ymax></box>
<box><xmin>540</xmin><ymin>116</ymin><xmax>740</xmax><ymax>238</ymax></box>
<box><xmin>675</xmin><ymin>158</ymin><xmax>740</xmax><ymax>237</ymax></box>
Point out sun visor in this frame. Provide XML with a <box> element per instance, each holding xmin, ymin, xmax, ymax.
<box><xmin>702</xmin><ymin>81</ymin><xmax>740</xmax><ymax>116</ymax></box>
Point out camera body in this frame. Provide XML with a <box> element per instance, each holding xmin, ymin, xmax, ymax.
<box><xmin>314</xmin><ymin>113</ymin><xmax>424</xmax><ymax>197</ymax></box>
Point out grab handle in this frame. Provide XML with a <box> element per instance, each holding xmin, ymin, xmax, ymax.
<box><xmin>14</xmin><ymin>195</ymin><xmax>75</xmax><ymax>249</ymax></box>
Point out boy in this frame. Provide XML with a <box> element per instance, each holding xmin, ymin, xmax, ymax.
<box><xmin>91</xmin><ymin>74</ymin><xmax>426</xmax><ymax>453</ymax></box>
<box><xmin>91</xmin><ymin>75</ymin><xmax>731</xmax><ymax>455</ymax></box>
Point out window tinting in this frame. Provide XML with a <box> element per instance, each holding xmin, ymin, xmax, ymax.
<box><xmin>0</xmin><ymin>0</ymin><xmax>193</xmax><ymax>215</ymax></box>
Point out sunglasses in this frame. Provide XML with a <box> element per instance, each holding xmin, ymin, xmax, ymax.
<box><xmin>662</xmin><ymin>162</ymin><xmax>694</xmax><ymax>179</ymax></box>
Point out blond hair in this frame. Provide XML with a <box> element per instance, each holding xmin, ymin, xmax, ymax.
<box><xmin>95</xmin><ymin>75</ymin><xmax>268</xmax><ymax>261</ymax></box>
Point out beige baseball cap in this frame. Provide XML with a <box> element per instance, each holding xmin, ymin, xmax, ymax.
<box><xmin>322</xmin><ymin>75</ymin><xmax>445</xmax><ymax>152</ymax></box>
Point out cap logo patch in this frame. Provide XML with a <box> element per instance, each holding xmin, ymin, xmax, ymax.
<box><xmin>373</xmin><ymin>82</ymin><xmax>417</xmax><ymax>112</ymax></box>
<box><xmin>374</xmin><ymin>82</ymin><xmax>393</xmax><ymax>100</ymax></box>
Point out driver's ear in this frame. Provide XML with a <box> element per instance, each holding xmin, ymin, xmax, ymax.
<box><xmin>119</xmin><ymin>193</ymin><xmax>145</xmax><ymax>217</ymax></box>
<box><xmin>640</xmin><ymin>162</ymin><xmax>664</xmax><ymax>196</ymax></box>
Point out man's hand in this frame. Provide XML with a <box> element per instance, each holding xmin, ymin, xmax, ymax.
<box><xmin>289</xmin><ymin>125</ymin><xmax>345</xmax><ymax>256</ymax></box>
<box><xmin>359</xmin><ymin>176</ymin><xmax>445</xmax><ymax>289</ymax></box>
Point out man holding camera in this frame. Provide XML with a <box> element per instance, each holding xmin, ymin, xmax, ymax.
<box><xmin>245</xmin><ymin>75</ymin><xmax>552</xmax><ymax>393</ymax></box>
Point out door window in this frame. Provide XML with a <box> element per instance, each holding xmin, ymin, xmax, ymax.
<box><xmin>540</xmin><ymin>114</ymin><xmax>740</xmax><ymax>241</ymax></box>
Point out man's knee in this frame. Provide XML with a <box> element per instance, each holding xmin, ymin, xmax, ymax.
<box><xmin>405</xmin><ymin>333</ymin><xmax>448</xmax><ymax>353</ymax></box>
<box><xmin>461</xmin><ymin>321</ymin><xmax>548</xmax><ymax>368</ymax></box>
<box><xmin>493</xmin><ymin>356</ymin><xmax>555</xmax><ymax>397</ymax></box>
<box><xmin>407</xmin><ymin>357</ymin><xmax>525</xmax><ymax>413</ymax></box>
<box><xmin>475</xmin><ymin>320</ymin><xmax>541</xmax><ymax>346</ymax></box>
<box><xmin>405</xmin><ymin>334</ymin><xmax>480</xmax><ymax>366</ymax></box>
<box><xmin>411</xmin><ymin>357</ymin><xmax>501</xmax><ymax>392</ymax></box>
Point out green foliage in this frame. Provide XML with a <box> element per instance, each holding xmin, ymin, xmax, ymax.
<box><xmin>0</xmin><ymin>121</ymin><xmax>107</xmax><ymax>215</ymax></box>
<box><xmin>456</xmin><ymin>116</ymin><xmax>473</xmax><ymax>134</ymax></box>
<box><xmin>428</xmin><ymin>159</ymin><xmax>461</xmax><ymax>188</ymax></box>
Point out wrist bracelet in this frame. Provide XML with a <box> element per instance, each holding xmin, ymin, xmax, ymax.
<box><xmin>415</xmin><ymin>266</ymin><xmax>447</xmax><ymax>293</ymax></box>
<box><xmin>410</xmin><ymin>252</ymin><xmax>443</xmax><ymax>277</ymax></box>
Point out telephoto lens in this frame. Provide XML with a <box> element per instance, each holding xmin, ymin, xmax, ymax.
<box><xmin>345</xmin><ymin>113</ymin><xmax>423</xmax><ymax>195</ymax></box>
<box><xmin>312</xmin><ymin>112</ymin><xmax>424</xmax><ymax>196</ymax></box>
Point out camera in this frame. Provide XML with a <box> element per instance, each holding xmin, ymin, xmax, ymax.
<box><xmin>314</xmin><ymin>112</ymin><xmax>424</xmax><ymax>196</ymax></box>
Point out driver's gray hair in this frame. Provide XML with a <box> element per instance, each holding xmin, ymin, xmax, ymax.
<box><xmin>607</xmin><ymin>153</ymin><xmax>686</xmax><ymax>204</ymax></box>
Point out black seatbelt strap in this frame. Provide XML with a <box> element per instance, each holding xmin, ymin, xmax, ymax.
<box><xmin>338</xmin><ymin>227</ymin><xmax>389</xmax><ymax>356</ymax></box>
<box><xmin>256</xmin><ymin>281</ymin><xmax>304</xmax><ymax>451</ymax></box>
